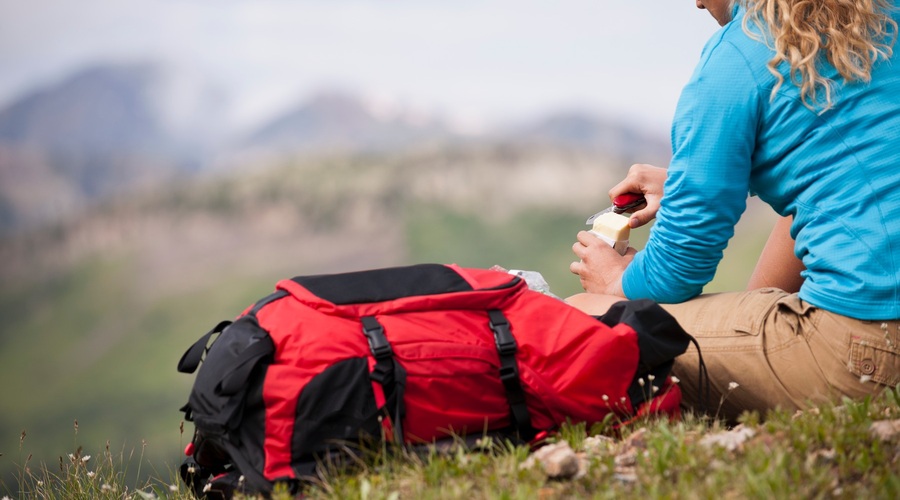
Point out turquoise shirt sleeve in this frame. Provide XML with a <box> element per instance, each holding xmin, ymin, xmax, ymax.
<box><xmin>622</xmin><ymin>28</ymin><xmax>761</xmax><ymax>302</ymax></box>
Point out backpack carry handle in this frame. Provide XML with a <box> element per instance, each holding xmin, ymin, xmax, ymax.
<box><xmin>178</xmin><ymin>321</ymin><xmax>233</xmax><ymax>374</ymax></box>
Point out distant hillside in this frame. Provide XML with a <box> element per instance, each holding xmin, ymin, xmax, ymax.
<box><xmin>0</xmin><ymin>60</ymin><xmax>671</xmax><ymax>235</ymax></box>
<box><xmin>510</xmin><ymin>111</ymin><xmax>671</xmax><ymax>164</ymax></box>
<box><xmin>0</xmin><ymin>141</ymin><xmax>623</xmax><ymax>286</ymax></box>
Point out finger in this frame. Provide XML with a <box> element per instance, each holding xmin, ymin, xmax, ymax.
<box><xmin>608</xmin><ymin>175</ymin><xmax>638</xmax><ymax>202</ymax></box>
<box><xmin>569</xmin><ymin>259</ymin><xmax>583</xmax><ymax>275</ymax></box>
<box><xmin>612</xmin><ymin>164</ymin><xmax>654</xmax><ymax>197</ymax></box>
<box><xmin>572</xmin><ymin>241</ymin><xmax>586</xmax><ymax>260</ymax></box>
<box><xmin>576</xmin><ymin>230</ymin><xmax>600</xmax><ymax>246</ymax></box>
<box><xmin>628</xmin><ymin>198</ymin><xmax>662</xmax><ymax>227</ymax></box>
<box><xmin>628</xmin><ymin>209</ymin><xmax>653</xmax><ymax>228</ymax></box>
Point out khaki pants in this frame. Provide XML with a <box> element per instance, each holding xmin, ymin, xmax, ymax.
<box><xmin>660</xmin><ymin>288</ymin><xmax>900</xmax><ymax>422</ymax></box>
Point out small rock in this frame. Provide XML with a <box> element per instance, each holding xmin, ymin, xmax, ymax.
<box><xmin>614</xmin><ymin>448</ymin><xmax>638</xmax><ymax>467</ymax></box>
<box><xmin>574</xmin><ymin>452</ymin><xmax>590</xmax><ymax>480</ymax></box>
<box><xmin>699</xmin><ymin>424</ymin><xmax>756</xmax><ymax>452</ymax></box>
<box><xmin>613</xmin><ymin>466</ymin><xmax>638</xmax><ymax>484</ymax></box>
<box><xmin>869</xmin><ymin>419</ymin><xmax>900</xmax><ymax>442</ymax></box>
<box><xmin>528</xmin><ymin>441</ymin><xmax>581</xmax><ymax>479</ymax></box>
<box><xmin>623</xmin><ymin>427</ymin><xmax>648</xmax><ymax>449</ymax></box>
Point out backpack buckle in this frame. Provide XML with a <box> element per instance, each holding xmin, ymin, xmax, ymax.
<box><xmin>489</xmin><ymin>312</ymin><xmax>517</xmax><ymax>356</ymax></box>
<box><xmin>361</xmin><ymin>316</ymin><xmax>393</xmax><ymax>360</ymax></box>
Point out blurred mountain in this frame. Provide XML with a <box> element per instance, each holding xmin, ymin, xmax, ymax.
<box><xmin>0</xmin><ymin>60</ymin><xmax>670</xmax><ymax>235</ymax></box>
<box><xmin>240</xmin><ymin>91</ymin><xmax>452</xmax><ymax>155</ymax></box>
<box><xmin>0</xmin><ymin>63</ymin><xmax>163</xmax><ymax>154</ymax></box>
<box><xmin>0</xmin><ymin>62</ymin><xmax>226</xmax><ymax>233</ymax></box>
<box><xmin>509</xmin><ymin>111</ymin><xmax>671</xmax><ymax>163</ymax></box>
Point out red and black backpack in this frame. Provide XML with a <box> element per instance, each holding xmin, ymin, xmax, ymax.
<box><xmin>177</xmin><ymin>264</ymin><xmax>693</xmax><ymax>498</ymax></box>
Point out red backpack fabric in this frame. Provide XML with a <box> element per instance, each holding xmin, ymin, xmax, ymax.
<box><xmin>178</xmin><ymin>264</ymin><xmax>692</xmax><ymax>497</ymax></box>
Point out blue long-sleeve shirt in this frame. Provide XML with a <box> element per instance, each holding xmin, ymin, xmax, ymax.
<box><xmin>622</xmin><ymin>6</ymin><xmax>900</xmax><ymax>320</ymax></box>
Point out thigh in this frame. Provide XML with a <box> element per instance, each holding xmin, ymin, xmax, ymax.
<box><xmin>660</xmin><ymin>289</ymin><xmax>796</xmax><ymax>420</ymax></box>
<box><xmin>658</xmin><ymin>289</ymin><xmax>868</xmax><ymax>422</ymax></box>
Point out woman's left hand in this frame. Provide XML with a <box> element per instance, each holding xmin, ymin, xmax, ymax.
<box><xmin>570</xmin><ymin>231</ymin><xmax>635</xmax><ymax>296</ymax></box>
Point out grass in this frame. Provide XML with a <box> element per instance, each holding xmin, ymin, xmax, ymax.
<box><xmin>4</xmin><ymin>387</ymin><xmax>898</xmax><ymax>499</ymax></box>
<box><xmin>3</xmin><ymin>421</ymin><xmax>186</xmax><ymax>500</ymax></box>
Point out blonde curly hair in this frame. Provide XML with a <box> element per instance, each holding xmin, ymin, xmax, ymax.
<box><xmin>740</xmin><ymin>0</ymin><xmax>898</xmax><ymax>111</ymax></box>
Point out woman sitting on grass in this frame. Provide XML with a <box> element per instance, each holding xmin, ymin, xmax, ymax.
<box><xmin>568</xmin><ymin>0</ymin><xmax>900</xmax><ymax>422</ymax></box>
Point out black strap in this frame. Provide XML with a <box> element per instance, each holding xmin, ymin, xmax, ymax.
<box><xmin>361</xmin><ymin>316</ymin><xmax>406</xmax><ymax>443</ymax></box>
<box><xmin>488</xmin><ymin>310</ymin><xmax>535</xmax><ymax>441</ymax></box>
<box><xmin>177</xmin><ymin>320</ymin><xmax>232</xmax><ymax>374</ymax></box>
<box><xmin>689</xmin><ymin>335</ymin><xmax>711</xmax><ymax>416</ymax></box>
<box><xmin>179</xmin><ymin>290</ymin><xmax>284</xmax><ymax>380</ymax></box>
<box><xmin>249</xmin><ymin>289</ymin><xmax>288</xmax><ymax>315</ymax></box>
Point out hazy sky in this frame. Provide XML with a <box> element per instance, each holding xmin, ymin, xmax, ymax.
<box><xmin>0</xmin><ymin>0</ymin><xmax>721</xmax><ymax>135</ymax></box>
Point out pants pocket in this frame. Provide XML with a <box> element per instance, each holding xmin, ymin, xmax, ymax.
<box><xmin>850</xmin><ymin>337</ymin><xmax>900</xmax><ymax>387</ymax></box>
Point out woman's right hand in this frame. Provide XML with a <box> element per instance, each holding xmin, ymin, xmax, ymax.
<box><xmin>610</xmin><ymin>163</ymin><xmax>667</xmax><ymax>228</ymax></box>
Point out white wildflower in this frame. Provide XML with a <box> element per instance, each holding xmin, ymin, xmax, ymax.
<box><xmin>670</xmin><ymin>375</ymin><xmax>680</xmax><ymax>384</ymax></box>
<box><xmin>652</xmin><ymin>386</ymin><xmax>659</xmax><ymax>394</ymax></box>
<box><xmin>87</xmin><ymin>471</ymin><xmax>96</xmax><ymax>478</ymax></box>
<box><xmin>101</xmin><ymin>484</ymin><xmax>112</xmax><ymax>492</ymax></box>
<box><xmin>638</xmin><ymin>378</ymin><xmax>645</xmax><ymax>387</ymax></box>
<box><xmin>203</xmin><ymin>483</ymin><xmax>212</xmax><ymax>493</ymax></box>
<box><xmin>169</xmin><ymin>484</ymin><xmax>178</xmax><ymax>492</ymax></box>
<box><xmin>647</xmin><ymin>374</ymin><xmax>655</xmax><ymax>381</ymax></box>
<box><xmin>81</xmin><ymin>455</ymin><xmax>91</xmax><ymax>463</ymax></box>
<box><xmin>728</xmin><ymin>382</ymin><xmax>740</xmax><ymax>391</ymax></box>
